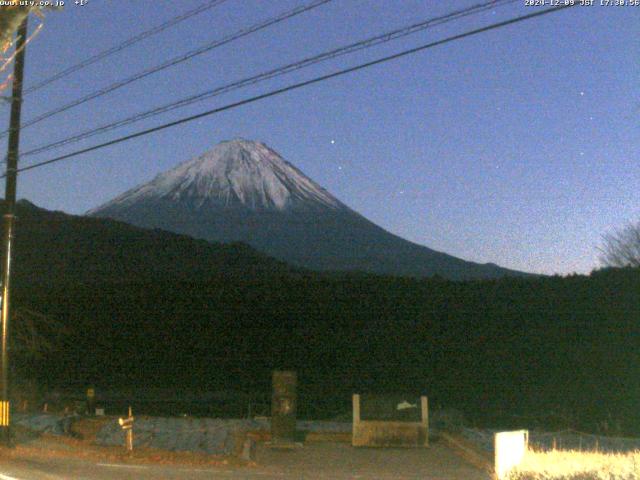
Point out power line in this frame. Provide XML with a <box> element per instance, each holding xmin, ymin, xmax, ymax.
<box><xmin>8</xmin><ymin>4</ymin><xmax>575</xmax><ymax>177</ymax></box>
<box><xmin>20</xmin><ymin>0</ymin><xmax>518</xmax><ymax>160</ymax></box>
<box><xmin>20</xmin><ymin>0</ymin><xmax>514</xmax><ymax>158</ymax></box>
<box><xmin>0</xmin><ymin>0</ymin><xmax>332</xmax><ymax>138</ymax></box>
<box><xmin>22</xmin><ymin>0</ymin><xmax>230</xmax><ymax>96</ymax></box>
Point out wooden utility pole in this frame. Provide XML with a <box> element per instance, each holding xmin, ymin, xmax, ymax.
<box><xmin>126</xmin><ymin>406</ymin><xmax>134</xmax><ymax>452</ymax></box>
<box><xmin>0</xmin><ymin>17</ymin><xmax>28</xmax><ymax>446</ymax></box>
<box><xmin>118</xmin><ymin>406</ymin><xmax>134</xmax><ymax>452</ymax></box>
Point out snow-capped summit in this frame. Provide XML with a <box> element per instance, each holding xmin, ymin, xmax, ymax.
<box><xmin>89</xmin><ymin>139</ymin><xmax>343</xmax><ymax>214</ymax></box>
<box><xmin>89</xmin><ymin>139</ymin><xmax>528</xmax><ymax>280</ymax></box>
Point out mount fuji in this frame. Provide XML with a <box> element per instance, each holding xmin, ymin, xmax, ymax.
<box><xmin>88</xmin><ymin>139</ymin><xmax>527</xmax><ymax>279</ymax></box>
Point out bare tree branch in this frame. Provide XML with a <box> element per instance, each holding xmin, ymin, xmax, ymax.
<box><xmin>0</xmin><ymin>6</ymin><xmax>32</xmax><ymax>49</ymax></box>
<box><xmin>0</xmin><ymin>6</ymin><xmax>49</xmax><ymax>96</ymax></box>
<box><xmin>599</xmin><ymin>222</ymin><xmax>640</xmax><ymax>268</ymax></box>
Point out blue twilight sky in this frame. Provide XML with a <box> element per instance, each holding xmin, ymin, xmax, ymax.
<box><xmin>1</xmin><ymin>0</ymin><xmax>638</xmax><ymax>275</ymax></box>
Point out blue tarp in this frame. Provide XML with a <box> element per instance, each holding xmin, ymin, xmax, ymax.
<box><xmin>13</xmin><ymin>412</ymin><xmax>351</xmax><ymax>456</ymax></box>
<box><xmin>94</xmin><ymin>417</ymin><xmax>351</xmax><ymax>455</ymax></box>
<box><xmin>12</xmin><ymin>413</ymin><xmax>77</xmax><ymax>436</ymax></box>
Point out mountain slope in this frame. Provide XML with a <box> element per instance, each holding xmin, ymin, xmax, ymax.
<box><xmin>88</xmin><ymin>139</ymin><xmax>529</xmax><ymax>280</ymax></box>
<box><xmin>9</xmin><ymin>199</ymin><xmax>294</xmax><ymax>285</ymax></box>
<box><xmin>90</xmin><ymin>140</ymin><xmax>343</xmax><ymax>213</ymax></box>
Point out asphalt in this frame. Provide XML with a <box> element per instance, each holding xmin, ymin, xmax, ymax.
<box><xmin>0</xmin><ymin>441</ymin><xmax>491</xmax><ymax>480</ymax></box>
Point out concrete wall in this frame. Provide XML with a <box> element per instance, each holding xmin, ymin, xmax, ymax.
<box><xmin>352</xmin><ymin>394</ymin><xmax>428</xmax><ymax>447</ymax></box>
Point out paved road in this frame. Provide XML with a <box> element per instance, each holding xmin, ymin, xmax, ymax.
<box><xmin>0</xmin><ymin>458</ymin><xmax>269</xmax><ymax>480</ymax></box>
<box><xmin>0</xmin><ymin>442</ymin><xmax>491</xmax><ymax>479</ymax></box>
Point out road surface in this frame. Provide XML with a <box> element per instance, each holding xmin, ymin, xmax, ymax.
<box><xmin>0</xmin><ymin>441</ymin><xmax>491</xmax><ymax>479</ymax></box>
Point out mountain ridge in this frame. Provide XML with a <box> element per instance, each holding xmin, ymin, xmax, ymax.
<box><xmin>88</xmin><ymin>139</ymin><xmax>532</xmax><ymax>280</ymax></box>
<box><xmin>9</xmin><ymin>199</ymin><xmax>295</xmax><ymax>285</ymax></box>
<box><xmin>87</xmin><ymin>139</ymin><xmax>345</xmax><ymax>214</ymax></box>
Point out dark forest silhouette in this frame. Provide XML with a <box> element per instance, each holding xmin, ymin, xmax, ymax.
<box><xmin>8</xmin><ymin>200</ymin><xmax>640</xmax><ymax>434</ymax></box>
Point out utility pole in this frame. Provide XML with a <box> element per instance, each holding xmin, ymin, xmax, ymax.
<box><xmin>0</xmin><ymin>17</ymin><xmax>28</xmax><ymax>446</ymax></box>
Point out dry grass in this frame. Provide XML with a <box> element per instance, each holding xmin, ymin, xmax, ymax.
<box><xmin>509</xmin><ymin>449</ymin><xmax>640</xmax><ymax>480</ymax></box>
